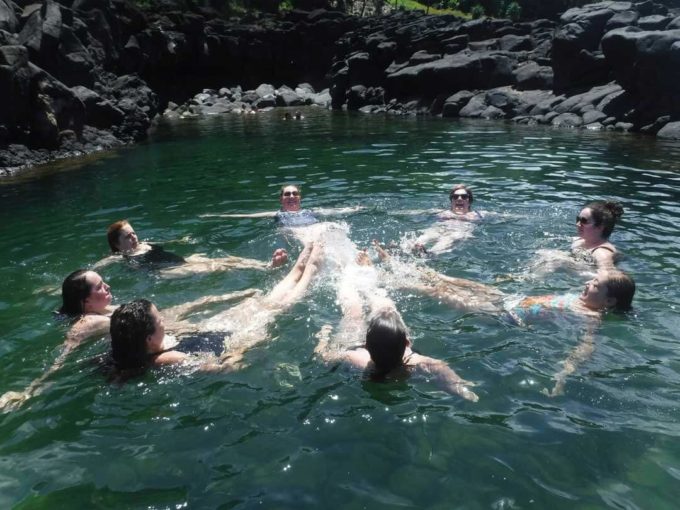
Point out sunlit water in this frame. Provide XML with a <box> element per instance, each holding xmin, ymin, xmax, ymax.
<box><xmin>1</xmin><ymin>109</ymin><xmax>680</xmax><ymax>508</ymax></box>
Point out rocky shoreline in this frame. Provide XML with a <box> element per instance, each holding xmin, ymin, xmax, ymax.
<box><xmin>2</xmin><ymin>1</ymin><xmax>680</xmax><ymax>175</ymax></box>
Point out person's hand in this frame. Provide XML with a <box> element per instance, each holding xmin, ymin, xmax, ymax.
<box><xmin>270</xmin><ymin>248</ymin><xmax>288</xmax><ymax>268</ymax></box>
<box><xmin>356</xmin><ymin>250</ymin><xmax>372</xmax><ymax>266</ymax></box>
<box><xmin>0</xmin><ymin>390</ymin><xmax>29</xmax><ymax>412</ymax></box>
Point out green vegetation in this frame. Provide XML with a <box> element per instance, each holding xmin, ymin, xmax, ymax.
<box><xmin>130</xmin><ymin>0</ymin><xmax>644</xmax><ymax>21</ymax></box>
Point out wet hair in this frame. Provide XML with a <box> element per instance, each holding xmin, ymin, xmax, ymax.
<box><xmin>449</xmin><ymin>184</ymin><xmax>474</xmax><ymax>206</ymax></box>
<box><xmin>59</xmin><ymin>269</ymin><xmax>92</xmax><ymax>316</ymax></box>
<box><xmin>110</xmin><ymin>299</ymin><xmax>156</xmax><ymax>370</ymax></box>
<box><xmin>107</xmin><ymin>220</ymin><xmax>129</xmax><ymax>252</ymax></box>
<box><xmin>365</xmin><ymin>308</ymin><xmax>409</xmax><ymax>379</ymax></box>
<box><xmin>604</xmin><ymin>271</ymin><xmax>636</xmax><ymax>312</ymax></box>
<box><xmin>279</xmin><ymin>184</ymin><xmax>301</xmax><ymax>197</ymax></box>
<box><xmin>583</xmin><ymin>201</ymin><xmax>623</xmax><ymax>239</ymax></box>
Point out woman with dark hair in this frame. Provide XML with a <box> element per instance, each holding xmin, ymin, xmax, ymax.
<box><xmin>107</xmin><ymin>242</ymin><xmax>323</xmax><ymax>374</ymax></box>
<box><xmin>0</xmin><ymin>270</ymin><xmax>116</xmax><ymax>410</ymax></box>
<box><xmin>572</xmin><ymin>200</ymin><xmax>624</xmax><ymax>269</ymax></box>
<box><xmin>372</xmin><ymin>240</ymin><xmax>635</xmax><ymax>394</ymax></box>
<box><xmin>202</xmin><ymin>183</ymin><xmax>363</xmax><ymax>234</ymax></box>
<box><xmin>59</xmin><ymin>269</ymin><xmax>116</xmax><ymax>342</ymax></box>
<box><xmin>401</xmin><ymin>183</ymin><xmax>482</xmax><ymax>256</ymax></box>
<box><xmin>314</xmin><ymin>260</ymin><xmax>478</xmax><ymax>401</ymax></box>
<box><xmin>96</xmin><ymin>220</ymin><xmax>288</xmax><ymax>277</ymax></box>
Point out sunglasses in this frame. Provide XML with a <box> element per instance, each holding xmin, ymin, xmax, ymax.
<box><xmin>283</xmin><ymin>191</ymin><xmax>300</xmax><ymax>197</ymax></box>
<box><xmin>575</xmin><ymin>215</ymin><xmax>590</xmax><ymax>225</ymax></box>
<box><xmin>451</xmin><ymin>193</ymin><xmax>469</xmax><ymax>200</ymax></box>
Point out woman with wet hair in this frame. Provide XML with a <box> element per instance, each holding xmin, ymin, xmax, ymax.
<box><xmin>572</xmin><ymin>200</ymin><xmax>624</xmax><ymax>269</ymax></box>
<box><xmin>373</xmin><ymin>241</ymin><xmax>635</xmax><ymax>395</ymax></box>
<box><xmin>108</xmin><ymin>242</ymin><xmax>323</xmax><ymax>375</ymax></box>
<box><xmin>314</xmin><ymin>256</ymin><xmax>478</xmax><ymax>401</ymax></box>
<box><xmin>96</xmin><ymin>220</ymin><xmax>288</xmax><ymax>277</ymax></box>
<box><xmin>399</xmin><ymin>183</ymin><xmax>482</xmax><ymax>256</ymax></box>
<box><xmin>0</xmin><ymin>270</ymin><xmax>116</xmax><ymax>411</ymax></box>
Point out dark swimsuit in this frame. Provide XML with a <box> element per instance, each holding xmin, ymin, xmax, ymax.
<box><xmin>574</xmin><ymin>245</ymin><xmax>616</xmax><ymax>265</ymax></box>
<box><xmin>125</xmin><ymin>244</ymin><xmax>186</xmax><ymax>268</ymax></box>
<box><xmin>274</xmin><ymin>210</ymin><xmax>319</xmax><ymax>227</ymax></box>
<box><xmin>151</xmin><ymin>331</ymin><xmax>232</xmax><ymax>361</ymax></box>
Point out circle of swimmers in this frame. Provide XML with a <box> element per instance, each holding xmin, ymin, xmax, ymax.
<box><xmin>0</xmin><ymin>183</ymin><xmax>635</xmax><ymax>411</ymax></box>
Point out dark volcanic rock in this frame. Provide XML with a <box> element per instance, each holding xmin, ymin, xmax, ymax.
<box><xmin>386</xmin><ymin>50</ymin><xmax>515</xmax><ymax>100</ymax></box>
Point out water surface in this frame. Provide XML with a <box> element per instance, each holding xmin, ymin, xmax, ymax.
<box><xmin>1</xmin><ymin>109</ymin><xmax>680</xmax><ymax>509</ymax></box>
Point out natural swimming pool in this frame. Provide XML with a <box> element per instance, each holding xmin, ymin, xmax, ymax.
<box><xmin>1</xmin><ymin>109</ymin><xmax>680</xmax><ymax>508</ymax></box>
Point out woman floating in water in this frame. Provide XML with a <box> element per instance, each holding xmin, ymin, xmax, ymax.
<box><xmin>523</xmin><ymin>200</ymin><xmax>624</xmax><ymax>280</ymax></box>
<box><xmin>202</xmin><ymin>184</ymin><xmax>363</xmax><ymax>228</ymax></box>
<box><xmin>314</xmin><ymin>252</ymin><xmax>478</xmax><ymax>401</ymax></box>
<box><xmin>572</xmin><ymin>200</ymin><xmax>623</xmax><ymax>269</ymax></box>
<box><xmin>109</xmin><ymin>242</ymin><xmax>322</xmax><ymax>373</ymax></box>
<box><xmin>399</xmin><ymin>184</ymin><xmax>482</xmax><ymax>256</ymax></box>
<box><xmin>374</xmin><ymin>241</ymin><xmax>635</xmax><ymax>395</ymax></box>
<box><xmin>95</xmin><ymin>220</ymin><xmax>288</xmax><ymax>277</ymax></box>
<box><xmin>0</xmin><ymin>245</ymin><xmax>318</xmax><ymax>411</ymax></box>
<box><xmin>0</xmin><ymin>269</ymin><xmax>117</xmax><ymax>410</ymax></box>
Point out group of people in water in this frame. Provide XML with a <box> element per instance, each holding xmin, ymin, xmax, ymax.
<box><xmin>0</xmin><ymin>182</ymin><xmax>636</xmax><ymax>411</ymax></box>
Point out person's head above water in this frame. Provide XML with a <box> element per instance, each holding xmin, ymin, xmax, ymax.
<box><xmin>576</xmin><ymin>201</ymin><xmax>624</xmax><ymax>241</ymax></box>
<box><xmin>107</xmin><ymin>220</ymin><xmax>139</xmax><ymax>253</ymax></box>
<box><xmin>280</xmin><ymin>184</ymin><xmax>302</xmax><ymax>212</ymax></box>
<box><xmin>110</xmin><ymin>299</ymin><xmax>165</xmax><ymax>370</ymax></box>
<box><xmin>580</xmin><ymin>270</ymin><xmax>635</xmax><ymax>312</ymax></box>
<box><xmin>60</xmin><ymin>270</ymin><xmax>112</xmax><ymax>316</ymax></box>
<box><xmin>365</xmin><ymin>307</ymin><xmax>410</xmax><ymax>377</ymax></box>
<box><xmin>449</xmin><ymin>184</ymin><xmax>473</xmax><ymax>214</ymax></box>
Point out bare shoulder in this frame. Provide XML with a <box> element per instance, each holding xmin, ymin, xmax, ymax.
<box><xmin>68</xmin><ymin>314</ymin><xmax>111</xmax><ymax>343</ymax></box>
<box><xmin>153</xmin><ymin>350</ymin><xmax>189</xmax><ymax>365</ymax></box>
<box><xmin>326</xmin><ymin>348</ymin><xmax>370</xmax><ymax>370</ymax></box>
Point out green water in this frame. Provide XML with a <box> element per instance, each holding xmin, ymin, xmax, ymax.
<box><xmin>1</xmin><ymin>109</ymin><xmax>680</xmax><ymax>508</ymax></box>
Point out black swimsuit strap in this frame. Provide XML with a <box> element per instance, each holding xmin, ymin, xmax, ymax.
<box><xmin>591</xmin><ymin>245</ymin><xmax>615</xmax><ymax>254</ymax></box>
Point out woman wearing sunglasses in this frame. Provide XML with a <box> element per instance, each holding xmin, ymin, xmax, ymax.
<box><xmin>372</xmin><ymin>241</ymin><xmax>635</xmax><ymax>395</ymax></box>
<box><xmin>440</xmin><ymin>184</ymin><xmax>482</xmax><ymax>221</ymax></box>
<box><xmin>572</xmin><ymin>201</ymin><xmax>624</xmax><ymax>269</ymax></box>
<box><xmin>403</xmin><ymin>184</ymin><xmax>482</xmax><ymax>256</ymax></box>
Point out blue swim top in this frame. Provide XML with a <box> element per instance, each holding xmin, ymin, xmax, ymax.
<box><xmin>275</xmin><ymin>209</ymin><xmax>318</xmax><ymax>227</ymax></box>
<box><xmin>509</xmin><ymin>293</ymin><xmax>581</xmax><ymax>324</ymax></box>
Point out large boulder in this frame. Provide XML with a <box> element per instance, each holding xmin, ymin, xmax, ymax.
<box><xmin>386</xmin><ymin>50</ymin><xmax>515</xmax><ymax>99</ymax></box>
<box><xmin>0</xmin><ymin>0</ymin><xmax>17</xmax><ymax>33</ymax></box>
<box><xmin>0</xmin><ymin>45</ymin><xmax>31</xmax><ymax>139</ymax></box>
<box><xmin>28</xmin><ymin>63</ymin><xmax>86</xmax><ymax>148</ymax></box>
<box><xmin>552</xmin><ymin>2</ymin><xmax>633</xmax><ymax>92</ymax></box>
<box><xmin>657</xmin><ymin>121</ymin><xmax>680</xmax><ymax>139</ymax></box>
<box><xmin>602</xmin><ymin>27</ymin><xmax>680</xmax><ymax>122</ymax></box>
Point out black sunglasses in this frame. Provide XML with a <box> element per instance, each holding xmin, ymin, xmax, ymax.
<box><xmin>451</xmin><ymin>193</ymin><xmax>469</xmax><ymax>200</ymax></box>
<box><xmin>283</xmin><ymin>191</ymin><xmax>300</xmax><ymax>197</ymax></box>
<box><xmin>576</xmin><ymin>215</ymin><xmax>590</xmax><ymax>225</ymax></box>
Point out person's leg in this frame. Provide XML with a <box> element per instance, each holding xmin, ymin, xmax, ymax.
<box><xmin>270</xmin><ymin>242</ymin><xmax>323</xmax><ymax>308</ymax></box>
<box><xmin>264</xmin><ymin>243</ymin><xmax>315</xmax><ymax>304</ymax></box>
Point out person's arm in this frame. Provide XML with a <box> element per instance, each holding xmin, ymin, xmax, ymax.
<box><xmin>592</xmin><ymin>246</ymin><xmax>617</xmax><ymax>269</ymax></box>
<box><xmin>388</xmin><ymin>208</ymin><xmax>440</xmax><ymax>217</ymax></box>
<box><xmin>0</xmin><ymin>315</ymin><xmax>111</xmax><ymax>412</ymax></box>
<box><xmin>154</xmin><ymin>350</ymin><xmax>238</xmax><ymax>372</ymax></box>
<box><xmin>314</xmin><ymin>325</ymin><xmax>368</xmax><ymax>368</ymax></box>
<box><xmin>200</xmin><ymin>211</ymin><xmax>277</xmax><ymax>219</ymax></box>
<box><xmin>545</xmin><ymin>321</ymin><xmax>598</xmax><ymax>397</ymax></box>
<box><xmin>162</xmin><ymin>289</ymin><xmax>259</xmax><ymax>323</ymax></box>
<box><xmin>314</xmin><ymin>206</ymin><xmax>365</xmax><ymax>217</ymax></box>
<box><xmin>417</xmin><ymin>356</ymin><xmax>479</xmax><ymax>402</ymax></box>
<box><xmin>91</xmin><ymin>254</ymin><xmax>120</xmax><ymax>270</ymax></box>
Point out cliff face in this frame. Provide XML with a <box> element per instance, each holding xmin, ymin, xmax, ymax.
<box><xmin>2</xmin><ymin>1</ymin><xmax>680</xmax><ymax>173</ymax></box>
